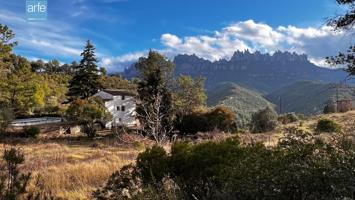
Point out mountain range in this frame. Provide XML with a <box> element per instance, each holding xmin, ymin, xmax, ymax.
<box><xmin>266</xmin><ymin>81</ymin><xmax>355</xmax><ymax>115</ymax></box>
<box><xmin>122</xmin><ymin>50</ymin><xmax>348</xmax><ymax>93</ymax></box>
<box><xmin>122</xmin><ymin>51</ymin><xmax>354</xmax><ymax>125</ymax></box>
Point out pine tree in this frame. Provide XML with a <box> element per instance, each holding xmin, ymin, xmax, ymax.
<box><xmin>135</xmin><ymin>51</ymin><xmax>175</xmax><ymax>144</ymax></box>
<box><xmin>67</xmin><ymin>40</ymin><xmax>102</xmax><ymax>100</ymax></box>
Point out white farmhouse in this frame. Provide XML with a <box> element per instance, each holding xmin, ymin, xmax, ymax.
<box><xmin>94</xmin><ymin>89</ymin><xmax>139</xmax><ymax>129</ymax></box>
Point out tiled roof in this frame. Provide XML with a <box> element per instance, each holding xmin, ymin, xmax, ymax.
<box><xmin>102</xmin><ymin>89</ymin><xmax>137</xmax><ymax>96</ymax></box>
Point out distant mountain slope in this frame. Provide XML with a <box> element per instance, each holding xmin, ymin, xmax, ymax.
<box><xmin>207</xmin><ymin>82</ymin><xmax>274</xmax><ymax>127</ymax></box>
<box><xmin>122</xmin><ymin>51</ymin><xmax>347</xmax><ymax>93</ymax></box>
<box><xmin>266</xmin><ymin>81</ymin><xmax>355</xmax><ymax>115</ymax></box>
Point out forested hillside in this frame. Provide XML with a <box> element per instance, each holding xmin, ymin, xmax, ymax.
<box><xmin>207</xmin><ymin>82</ymin><xmax>274</xmax><ymax>127</ymax></box>
<box><xmin>266</xmin><ymin>81</ymin><xmax>355</xmax><ymax>115</ymax></box>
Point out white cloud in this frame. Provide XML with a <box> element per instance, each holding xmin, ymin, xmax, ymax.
<box><xmin>1</xmin><ymin>8</ymin><xmax>352</xmax><ymax>72</ymax></box>
<box><xmin>161</xmin><ymin>34</ymin><xmax>182</xmax><ymax>47</ymax></box>
<box><xmin>101</xmin><ymin>51</ymin><xmax>146</xmax><ymax>72</ymax></box>
<box><xmin>0</xmin><ymin>9</ymin><xmax>85</xmax><ymax>60</ymax></box>
<box><xmin>105</xmin><ymin>19</ymin><xmax>353</xmax><ymax>71</ymax></box>
<box><xmin>222</xmin><ymin>20</ymin><xmax>284</xmax><ymax>48</ymax></box>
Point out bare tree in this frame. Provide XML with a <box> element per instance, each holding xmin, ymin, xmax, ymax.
<box><xmin>136</xmin><ymin>91</ymin><xmax>174</xmax><ymax>145</ymax></box>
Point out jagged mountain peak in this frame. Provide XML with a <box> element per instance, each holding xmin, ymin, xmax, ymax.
<box><xmin>122</xmin><ymin>50</ymin><xmax>346</xmax><ymax>93</ymax></box>
<box><xmin>229</xmin><ymin>50</ymin><xmax>308</xmax><ymax>63</ymax></box>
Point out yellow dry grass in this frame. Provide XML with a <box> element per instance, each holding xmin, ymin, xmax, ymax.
<box><xmin>1</xmin><ymin>111</ymin><xmax>354</xmax><ymax>199</ymax></box>
<box><xmin>238</xmin><ymin>110</ymin><xmax>355</xmax><ymax>147</ymax></box>
<box><xmin>0</xmin><ymin>134</ymin><xmax>140</xmax><ymax>200</ymax></box>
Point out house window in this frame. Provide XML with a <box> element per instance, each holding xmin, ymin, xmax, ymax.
<box><xmin>121</xmin><ymin>95</ymin><xmax>125</xmax><ymax>100</ymax></box>
<box><xmin>117</xmin><ymin>106</ymin><xmax>120</xmax><ymax>111</ymax></box>
<box><xmin>121</xmin><ymin>106</ymin><xmax>126</xmax><ymax>112</ymax></box>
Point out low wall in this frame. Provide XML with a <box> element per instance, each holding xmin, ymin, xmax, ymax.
<box><xmin>11</xmin><ymin>117</ymin><xmax>63</xmax><ymax>127</ymax></box>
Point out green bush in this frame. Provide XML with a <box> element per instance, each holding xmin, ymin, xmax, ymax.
<box><xmin>65</xmin><ymin>97</ymin><xmax>112</xmax><ymax>138</ymax></box>
<box><xmin>316</xmin><ymin>118</ymin><xmax>342</xmax><ymax>133</ymax></box>
<box><xmin>176</xmin><ymin>112</ymin><xmax>209</xmax><ymax>134</ymax></box>
<box><xmin>24</xmin><ymin>126</ymin><xmax>40</xmax><ymax>138</ymax></box>
<box><xmin>250</xmin><ymin>107</ymin><xmax>278</xmax><ymax>133</ymax></box>
<box><xmin>278</xmin><ymin>112</ymin><xmax>298</xmax><ymax>124</ymax></box>
<box><xmin>206</xmin><ymin>106</ymin><xmax>238</xmax><ymax>133</ymax></box>
<box><xmin>95</xmin><ymin>133</ymin><xmax>355</xmax><ymax>200</ymax></box>
<box><xmin>176</xmin><ymin>106</ymin><xmax>237</xmax><ymax>134</ymax></box>
<box><xmin>136</xmin><ymin>145</ymin><xmax>169</xmax><ymax>184</ymax></box>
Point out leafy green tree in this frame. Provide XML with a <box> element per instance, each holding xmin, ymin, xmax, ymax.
<box><xmin>67</xmin><ymin>40</ymin><xmax>102</xmax><ymax>100</ymax></box>
<box><xmin>30</xmin><ymin>59</ymin><xmax>45</xmax><ymax>72</ymax></box>
<box><xmin>250</xmin><ymin>106</ymin><xmax>278</xmax><ymax>133</ymax></box>
<box><xmin>65</xmin><ymin>97</ymin><xmax>112</xmax><ymax>138</ymax></box>
<box><xmin>0</xmin><ymin>24</ymin><xmax>17</xmax><ymax>104</ymax></box>
<box><xmin>0</xmin><ymin>25</ymin><xmax>69</xmax><ymax>117</ymax></box>
<box><xmin>44</xmin><ymin>59</ymin><xmax>60</xmax><ymax>74</ymax></box>
<box><xmin>135</xmin><ymin>51</ymin><xmax>175</xmax><ymax>145</ymax></box>
<box><xmin>99</xmin><ymin>67</ymin><xmax>107</xmax><ymax>76</ymax></box>
<box><xmin>1</xmin><ymin>56</ymin><xmax>40</xmax><ymax>115</ymax></box>
<box><xmin>0</xmin><ymin>24</ymin><xmax>17</xmax><ymax>62</ymax></box>
<box><xmin>173</xmin><ymin>75</ymin><xmax>207</xmax><ymax>118</ymax></box>
<box><xmin>100</xmin><ymin>74</ymin><xmax>136</xmax><ymax>90</ymax></box>
<box><xmin>176</xmin><ymin>106</ymin><xmax>237</xmax><ymax>134</ymax></box>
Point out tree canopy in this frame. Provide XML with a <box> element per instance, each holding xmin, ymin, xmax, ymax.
<box><xmin>326</xmin><ymin>0</ymin><xmax>355</xmax><ymax>76</ymax></box>
<box><xmin>67</xmin><ymin>40</ymin><xmax>102</xmax><ymax>100</ymax></box>
<box><xmin>135</xmin><ymin>51</ymin><xmax>175</xmax><ymax>144</ymax></box>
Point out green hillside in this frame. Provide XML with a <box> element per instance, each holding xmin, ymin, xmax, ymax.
<box><xmin>207</xmin><ymin>82</ymin><xmax>275</xmax><ymax>127</ymax></box>
<box><xmin>266</xmin><ymin>81</ymin><xmax>355</xmax><ymax>115</ymax></box>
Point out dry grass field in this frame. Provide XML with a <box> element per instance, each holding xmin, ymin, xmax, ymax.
<box><xmin>239</xmin><ymin>110</ymin><xmax>355</xmax><ymax>146</ymax></box>
<box><xmin>0</xmin><ymin>130</ymin><xmax>143</xmax><ymax>200</ymax></box>
<box><xmin>1</xmin><ymin>111</ymin><xmax>354</xmax><ymax>199</ymax></box>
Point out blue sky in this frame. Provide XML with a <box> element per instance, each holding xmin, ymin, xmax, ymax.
<box><xmin>0</xmin><ymin>0</ymin><xmax>353</xmax><ymax>72</ymax></box>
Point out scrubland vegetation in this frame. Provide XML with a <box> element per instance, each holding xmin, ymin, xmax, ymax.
<box><xmin>0</xmin><ymin>0</ymin><xmax>355</xmax><ymax>199</ymax></box>
<box><xmin>0</xmin><ymin>110</ymin><xmax>352</xmax><ymax>199</ymax></box>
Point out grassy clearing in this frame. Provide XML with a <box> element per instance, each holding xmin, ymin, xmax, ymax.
<box><xmin>0</xmin><ymin>132</ymin><xmax>140</xmax><ymax>200</ymax></box>
<box><xmin>1</xmin><ymin>111</ymin><xmax>354</xmax><ymax>199</ymax></box>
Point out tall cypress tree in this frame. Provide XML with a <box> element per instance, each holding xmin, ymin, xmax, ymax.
<box><xmin>67</xmin><ymin>40</ymin><xmax>102</xmax><ymax>100</ymax></box>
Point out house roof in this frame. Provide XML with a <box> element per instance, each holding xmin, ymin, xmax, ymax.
<box><xmin>102</xmin><ymin>89</ymin><xmax>137</xmax><ymax>97</ymax></box>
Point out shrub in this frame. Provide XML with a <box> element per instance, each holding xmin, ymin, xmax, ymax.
<box><xmin>250</xmin><ymin>107</ymin><xmax>278</xmax><ymax>133</ymax></box>
<box><xmin>176</xmin><ymin>106</ymin><xmax>237</xmax><ymax>134</ymax></box>
<box><xmin>24</xmin><ymin>126</ymin><xmax>40</xmax><ymax>138</ymax></box>
<box><xmin>65</xmin><ymin>97</ymin><xmax>112</xmax><ymax>138</ymax></box>
<box><xmin>206</xmin><ymin>106</ymin><xmax>238</xmax><ymax>133</ymax></box>
<box><xmin>316</xmin><ymin>118</ymin><xmax>342</xmax><ymax>133</ymax></box>
<box><xmin>136</xmin><ymin>145</ymin><xmax>169</xmax><ymax>184</ymax></box>
<box><xmin>0</xmin><ymin>107</ymin><xmax>14</xmax><ymax>133</ymax></box>
<box><xmin>95</xmin><ymin>134</ymin><xmax>355</xmax><ymax>200</ymax></box>
<box><xmin>176</xmin><ymin>112</ymin><xmax>209</xmax><ymax>134</ymax></box>
<box><xmin>278</xmin><ymin>112</ymin><xmax>298</xmax><ymax>124</ymax></box>
<box><xmin>133</xmin><ymin>141</ymin><xmax>146</xmax><ymax>150</ymax></box>
<box><xmin>0</xmin><ymin>148</ymin><xmax>31</xmax><ymax>200</ymax></box>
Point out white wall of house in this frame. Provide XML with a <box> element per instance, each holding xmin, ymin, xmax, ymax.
<box><xmin>94</xmin><ymin>91</ymin><xmax>139</xmax><ymax>128</ymax></box>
